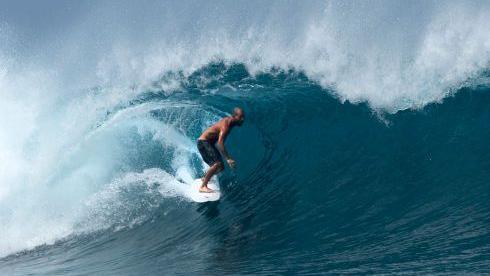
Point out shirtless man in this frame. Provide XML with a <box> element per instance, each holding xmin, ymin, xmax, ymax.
<box><xmin>197</xmin><ymin>107</ymin><xmax>245</xmax><ymax>192</ymax></box>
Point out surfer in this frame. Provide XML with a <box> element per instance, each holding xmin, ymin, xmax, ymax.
<box><xmin>197</xmin><ymin>107</ymin><xmax>245</xmax><ymax>193</ymax></box>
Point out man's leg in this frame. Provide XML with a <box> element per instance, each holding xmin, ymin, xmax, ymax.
<box><xmin>200</xmin><ymin>162</ymin><xmax>223</xmax><ymax>192</ymax></box>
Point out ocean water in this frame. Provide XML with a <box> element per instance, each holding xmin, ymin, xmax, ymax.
<box><xmin>1</xmin><ymin>1</ymin><xmax>490</xmax><ymax>275</ymax></box>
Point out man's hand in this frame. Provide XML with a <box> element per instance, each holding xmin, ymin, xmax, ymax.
<box><xmin>227</xmin><ymin>158</ymin><xmax>236</xmax><ymax>169</ymax></box>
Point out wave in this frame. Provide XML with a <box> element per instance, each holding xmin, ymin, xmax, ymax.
<box><xmin>1</xmin><ymin>63</ymin><xmax>490</xmax><ymax>274</ymax></box>
<box><xmin>1</xmin><ymin>0</ymin><xmax>490</xmax><ymax>274</ymax></box>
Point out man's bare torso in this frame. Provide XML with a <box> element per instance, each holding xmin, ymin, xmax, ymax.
<box><xmin>198</xmin><ymin>117</ymin><xmax>231</xmax><ymax>143</ymax></box>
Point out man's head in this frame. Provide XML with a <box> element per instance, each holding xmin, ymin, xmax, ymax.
<box><xmin>232</xmin><ymin>107</ymin><xmax>245</xmax><ymax>126</ymax></box>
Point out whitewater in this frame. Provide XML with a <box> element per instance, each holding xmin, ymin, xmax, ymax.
<box><xmin>1</xmin><ymin>0</ymin><xmax>490</xmax><ymax>274</ymax></box>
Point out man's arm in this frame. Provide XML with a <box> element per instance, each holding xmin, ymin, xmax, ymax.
<box><xmin>217</xmin><ymin>128</ymin><xmax>232</xmax><ymax>160</ymax></box>
<box><xmin>216</xmin><ymin>125</ymin><xmax>236</xmax><ymax>169</ymax></box>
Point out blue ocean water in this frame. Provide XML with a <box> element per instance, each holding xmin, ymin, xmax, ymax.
<box><xmin>1</xmin><ymin>64</ymin><xmax>489</xmax><ymax>275</ymax></box>
<box><xmin>1</xmin><ymin>1</ymin><xmax>490</xmax><ymax>275</ymax></box>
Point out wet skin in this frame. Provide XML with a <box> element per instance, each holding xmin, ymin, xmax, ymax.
<box><xmin>198</xmin><ymin>109</ymin><xmax>244</xmax><ymax>192</ymax></box>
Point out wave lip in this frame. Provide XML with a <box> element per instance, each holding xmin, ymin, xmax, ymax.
<box><xmin>92</xmin><ymin>0</ymin><xmax>490</xmax><ymax>111</ymax></box>
<box><xmin>2</xmin><ymin>1</ymin><xmax>490</xmax><ymax>112</ymax></box>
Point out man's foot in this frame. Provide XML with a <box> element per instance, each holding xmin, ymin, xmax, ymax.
<box><xmin>199</xmin><ymin>186</ymin><xmax>215</xmax><ymax>193</ymax></box>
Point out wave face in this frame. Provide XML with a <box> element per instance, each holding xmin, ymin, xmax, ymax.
<box><xmin>1</xmin><ymin>1</ymin><xmax>490</xmax><ymax>275</ymax></box>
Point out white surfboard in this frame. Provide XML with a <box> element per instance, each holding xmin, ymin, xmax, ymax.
<box><xmin>186</xmin><ymin>177</ymin><xmax>221</xmax><ymax>202</ymax></box>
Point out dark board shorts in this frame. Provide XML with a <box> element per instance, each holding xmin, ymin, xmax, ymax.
<box><xmin>197</xmin><ymin>140</ymin><xmax>222</xmax><ymax>166</ymax></box>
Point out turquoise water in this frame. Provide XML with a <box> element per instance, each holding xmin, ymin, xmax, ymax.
<box><xmin>1</xmin><ymin>1</ymin><xmax>490</xmax><ymax>275</ymax></box>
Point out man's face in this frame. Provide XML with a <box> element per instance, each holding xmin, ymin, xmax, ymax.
<box><xmin>236</xmin><ymin>114</ymin><xmax>245</xmax><ymax>126</ymax></box>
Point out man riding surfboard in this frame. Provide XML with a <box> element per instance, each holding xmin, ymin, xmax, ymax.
<box><xmin>197</xmin><ymin>107</ymin><xmax>245</xmax><ymax>193</ymax></box>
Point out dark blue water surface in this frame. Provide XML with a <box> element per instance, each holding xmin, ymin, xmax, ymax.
<box><xmin>1</xmin><ymin>64</ymin><xmax>490</xmax><ymax>275</ymax></box>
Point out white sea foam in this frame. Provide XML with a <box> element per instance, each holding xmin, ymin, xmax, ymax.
<box><xmin>0</xmin><ymin>95</ymin><xmax>216</xmax><ymax>257</ymax></box>
<box><xmin>78</xmin><ymin>0</ymin><xmax>490</xmax><ymax>111</ymax></box>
